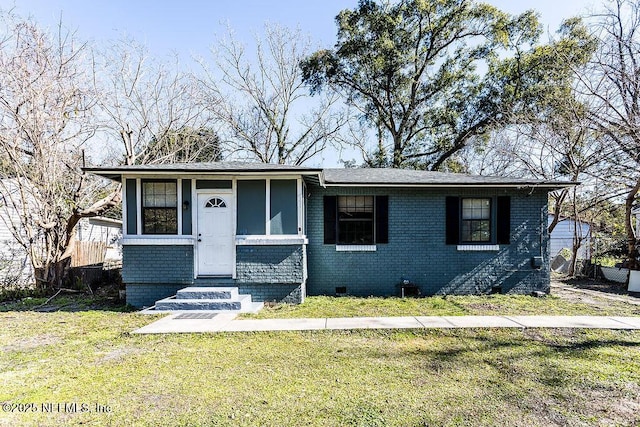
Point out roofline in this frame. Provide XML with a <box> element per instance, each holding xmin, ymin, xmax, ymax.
<box><xmin>88</xmin><ymin>216</ymin><xmax>123</xmax><ymax>225</ymax></box>
<box><xmin>82</xmin><ymin>167</ymin><xmax>323</xmax><ymax>174</ymax></box>
<box><xmin>322</xmin><ymin>182</ymin><xmax>576</xmax><ymax>189</ymax></box>
<box><xmin>83</xmin><ymin>167</ymin><xmax>574</xmax><ymax>189</ymax></box>
<box><xmin>83</xmin><ymin>168</ymin><xmax>325</xmax><ymax>182</ymax></box>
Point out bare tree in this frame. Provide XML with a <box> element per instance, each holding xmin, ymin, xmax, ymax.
<box><xmin>96</xmin><ymin>38</ymin><xmax>213</xmax><ymax>166</ymax></box>
<box><xmin>462</xmin><ymin>92</ymin><xmax>614</xmax><ymax>275</ymax></box>
<box><xmin>0</xmin><ymin>12</ymin><xmax>119</xmax><ymax>289</ymax></box>
<box><xmin>198</xmin><ymin>24</ymin><xmax>346</xmax><ymax>165</ymax></box>
<box><xmin>576</xmin><ymin>0</ymin><xmax>640</xmax><ymax>268</ymax></box>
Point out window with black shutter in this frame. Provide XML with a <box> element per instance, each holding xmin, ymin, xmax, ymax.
<box><xmin>324</xmin><ymin>195</ymin><xmax>388</xmax><ymax>245</ymax></box>
<box><xmin>446</xmin><ymin>196</ymin><xmax>511</xmax><ymax>245</ymax></box>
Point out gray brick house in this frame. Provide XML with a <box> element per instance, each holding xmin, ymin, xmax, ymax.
<box><xmin>85</xmin><ymin>162</ymin><xmax>571</xmax><ymax>308</ymax></box>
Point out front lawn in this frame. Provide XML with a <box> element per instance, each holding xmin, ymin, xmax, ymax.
<box><xmin>242</xmin><ymin>292</ymin><xmax>640</xmax><ymax>319</ymax></box>
<box><xmin>1</xmin><ymin>306</ymin><xmax>640</xmax><ymax>426</ymax></box>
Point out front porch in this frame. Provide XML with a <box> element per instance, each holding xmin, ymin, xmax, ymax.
<box><xmin>122</xmin><ymin>243</ymin><xmax>307</xmax><ymax>308</ymax></box>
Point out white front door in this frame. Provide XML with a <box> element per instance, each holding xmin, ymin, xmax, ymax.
<box><xmin>196</xmin><ymin>192</ymin><xmax>234</xmax><ymax>276</ymax></box>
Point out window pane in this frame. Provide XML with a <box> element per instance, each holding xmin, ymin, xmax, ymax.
<box><xmin>237</xmin><ymin>180</ymin><xmax>266</xmax><ymax>235</ymax></box>
<box><xmin>462</xmin><ymin>198</ymin><xmax>490</xmax><ymax>220</ymax></box>
<box><xmin>337</xmin><ymin>196</ymin><xmax>374</xmax><ymax>244</ymax></box>
<box><xmin>142</xmin><ymin>181</ymin><xmax>177</xmax><ymax>234</ymax></box>
<box><xmin>461</xmin><ymin>198</ymin><xmax>491</xmax><ymax>242</ymax></box>
<box><xmin>270</xmin><ymin>180</ymin><xmax>298</xmax><ymax>235</ymax></box>
<box><xmin>143</xmin><ymin>181</ymin><xmax>177</xmax><ymax>208</ymax></box>
<box><xmin>143</xmin><ymin>208</ymin><xmax>177</xmax><ymax>234</ymax></box>
<box><xmin>338</xmin><ymin>196</ymin><xmax>373</xmax><ymax>214</ymax></box>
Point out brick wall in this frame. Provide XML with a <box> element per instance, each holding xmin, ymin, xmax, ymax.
<box><xmin>235</xmin><ymin>244</ymin><xmax>304</xmax><ymax>303</ymax></box>
<box><xmin>123</xmin><ymin>244</ymin><xmax>194</xmax><ymax>306</ymax></box>
<box><xmin>306</xmin><ymin>186</ymin><xmax>550</xmax><ymax>297</ymax></box>
<box><xmin>237</xmin><ymin>283</ymin><xmax>303</xmax><ymax>304</ymax></box>
<box><xmin>236</xmin><ymin>245</ymin><xmax>304</xmax><ymax>283</ymax></box>
<box><xmin>122</xmin><ymin>245</ymin><xmax>194</xmax><ymax>284</ymax></box>
<box><xmin>122</xmin><ymin>243</ymin><xmax>305</xmax><ymax>306</ymax></box>
<box><xmin>126</xmin><ymin>283</ymin><xmax>187</xmax><ymax>308</ymax></box>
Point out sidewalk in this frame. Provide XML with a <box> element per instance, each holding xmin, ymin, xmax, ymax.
<box><xmin>133</xmin><ymin>313</ymin><xmax>640</xmax><ymax>334</ymax></box>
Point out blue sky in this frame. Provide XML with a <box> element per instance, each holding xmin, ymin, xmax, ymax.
<box><xmin>0</xmin><ymin>0</ymin><xmax>597</xmax><ymax>166</ymax></box>
<box><xmin>2</xmin><ymin>0</ymin><xmax>596</xmax><ymax>62</ymax></box>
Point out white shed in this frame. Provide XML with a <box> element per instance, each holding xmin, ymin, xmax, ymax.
<box><xmin>548</xmin><ymin>214</ymin><xmax>592</xmax><ymax>260</ymax></box>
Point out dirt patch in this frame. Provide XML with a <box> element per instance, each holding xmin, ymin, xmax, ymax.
<box><xmin>582</xmin><ymin>383</ymin><xmax>640</xmax><ymax>426</ymax></box>
<box><xmin>561</xmin><ymin>276</ymin><xmax>629</xmax><ymax>295</ymax></box>
<box><xmin>551</xmin><ymin>285</ymin><xmax>607</xmax><ymax>307</ymax></box>
<box><xmin>95</xmin><ymin>347</ymin><xmax>143</xmax><ymax>364</ymax></box>
<box><xmin>2</xmin><ymin>334</ymin><xmax>61</xmax><ymax>352</ymax></box>
<box><xmin>552</xmin><ymin>277</ymin><xmax>640</xmax><ymax>310</ymax></box>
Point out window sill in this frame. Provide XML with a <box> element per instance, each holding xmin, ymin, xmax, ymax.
<box><xmin>336</xmin><ymin>245</ymin><xmax>377</xmax><ymax>252</ymax></box>
<box><xmin>457</xmin><ymin>244</ymin><xmax>500</xmax><ymax>252</ymax></box>
<box><xmin>123</xmin><ymin>236</ymin><xmax>195</xmax><ymax>245</ymax></box>
<box><xmin>235</xmin><ymin>235</ymin><xmax>308</xmax><ymax>245</ymax></box>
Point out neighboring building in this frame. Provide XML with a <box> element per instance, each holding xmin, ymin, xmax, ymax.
<box><xmin>0</xmin><ymin>178</ymin><xmax>122</xmax><ymax>285</ymax></box>
<box><xmin>633</xmin><ymin>206</ymin><xmax>640</xmax><ymax>239</ymax></box>
<box><xmin>75</xmin><ymin>217</ymin><xmax>123</xmax><ymax>265</ymax></box>
<box><xmin>0</xmin><ymin>179</ymin><xmax>34</xmax><ymax>286</ymax></box>
<box><xmin>548</xmin><ymin>214</ymin><xmax>592</xmax><ymax>260</ymax></box>
<box><xmin>86</xmin><ymin>162</ymin><xmax>572</xmax><ymax>308</ymax></box>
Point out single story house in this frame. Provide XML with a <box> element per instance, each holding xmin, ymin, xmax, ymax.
<box><xmin>85</xmin><ymin>162</ymin><xmax>571</xmax><ymax>308</ymax></box>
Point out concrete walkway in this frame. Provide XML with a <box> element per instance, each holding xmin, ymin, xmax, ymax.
<box><xmin>133</xmin><ymin>313</ymin><xmax>640</xmax><ymax>334</ymax></box>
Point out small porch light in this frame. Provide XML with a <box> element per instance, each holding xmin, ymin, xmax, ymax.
<box><xmin>182</xmin><ymin>200</ymin><xmax>190</xmax><ymax>210</ymax></box>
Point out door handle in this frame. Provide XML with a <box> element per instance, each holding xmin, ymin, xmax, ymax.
<box><xmin>197</xmin><ymin>238</ymin><xmax>202</xmax><ymax>242</ymax></box>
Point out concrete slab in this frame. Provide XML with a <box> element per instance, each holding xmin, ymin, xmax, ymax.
<box><xmin>505</xmin><ymin>316</ymin><xmax>636</xmax><ymax>329</ymax></box>
<box><xmin>413</xmin><ymin>316</ymin><xmax>459</xmax><ymax>328</ymax></box>
<box><xmin>220</xmin><ymin>318</ymin><xmax>326</xmax><ymax>332</ymax></box>
<box><xmin>442</xmin><ymin>316</ymin><xmax>525</xmax><ymax>328</ymax></box>
<box><xmin>133</xmin><ymin>312</ymin><xmax>237</xmax><ymax>334</ymax></box>
<box><xmin>133</xmin><ymin>314</ymin><xmax>640</xmax><ymax>334</ymax></box>
<box><xmin>325</xmin><ymin>316</ymin><xmax>423</xmax><ymax>330</ymax></box>
<box><xmin>608</xmin><ymin>317</ymin><xmax>640</xmax><ymax>329</ymax></box>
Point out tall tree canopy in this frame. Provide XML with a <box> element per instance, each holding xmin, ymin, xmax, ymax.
<box><xmin>301</xmin><ymin>0</ymin><xmax>596</xmax><ymax>170</ymax></box>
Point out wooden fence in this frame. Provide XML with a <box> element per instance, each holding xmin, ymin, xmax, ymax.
<box><xmin>71</xmin><ymin>241</ymin><xmax>107</xmax><ymax>267</ymax></box>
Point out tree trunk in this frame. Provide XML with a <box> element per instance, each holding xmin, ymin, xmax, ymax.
<box><xmin>547</xmin><ymin>189</ymin><xmax>568</xmax><ymax>234</ymax></box>
<box><xmin>392</xmin><ymin>134</ymin><xmax>403</xmax><ymax>168</ymax></box>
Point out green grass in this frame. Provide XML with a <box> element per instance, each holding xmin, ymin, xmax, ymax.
<box><xmin>241</xmin><ymin>293</ymin><xmax>640</xmax><ymax>319</ymax></box>
<box><xmin>1</xmin><ymin>306</ymin><xmax>640</xmax><ymax>426</ymax></box>
<box><xmin>0</xmin><ymin>295</ymin><xmax>134</xmax><ymax>313</ymax></box>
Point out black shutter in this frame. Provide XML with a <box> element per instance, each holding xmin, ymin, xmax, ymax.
<box><xmin>445</xmin><ymin>197</ymin><xmax>460</xmax><ymax>245</ymax></box>
<box><xmin>375</xmin><ymin>196</ymin><xmax>389</xmax><ymax>244</ymax></box>
<box><xmin>497</xmin><ymin>196</ymin><xmax>511</xmax><ymax>244</ymax></box>
<box><xmin>323</xmin><ymin>196</ymin><xmax>337</xmax><ymax>244</ymax></box>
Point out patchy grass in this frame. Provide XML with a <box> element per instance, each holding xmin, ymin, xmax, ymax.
<box><xmin>0</xmin><ymin>295</ymin><xmax>133</xmax><ymax>313</ymax></box>
<box><xmin>242</xmin><ymin>293</ymin><xmax>640</xmax><ymax>319</ymax></box>
<box><xmin>0</xmin><ymin>309</ymin><xmax>639</xmax><ymax>426</ymax></box>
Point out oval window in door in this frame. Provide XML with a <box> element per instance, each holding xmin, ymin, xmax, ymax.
<box><xmin>205</xmin><ymin>197</ymin><xmax>227</xmax><ymax>208</ymax></box>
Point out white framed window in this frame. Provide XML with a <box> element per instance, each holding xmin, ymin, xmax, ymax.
<box><xmin>461</xmin><ymin>198</ymin><xmax>491</xmax><ymax>243</ymax></box>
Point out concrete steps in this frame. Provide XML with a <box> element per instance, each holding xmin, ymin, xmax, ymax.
<box><xmin>153</xmin><ymin>287</ymin><xmax>263</xmax><ymax>313</ymax></box>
